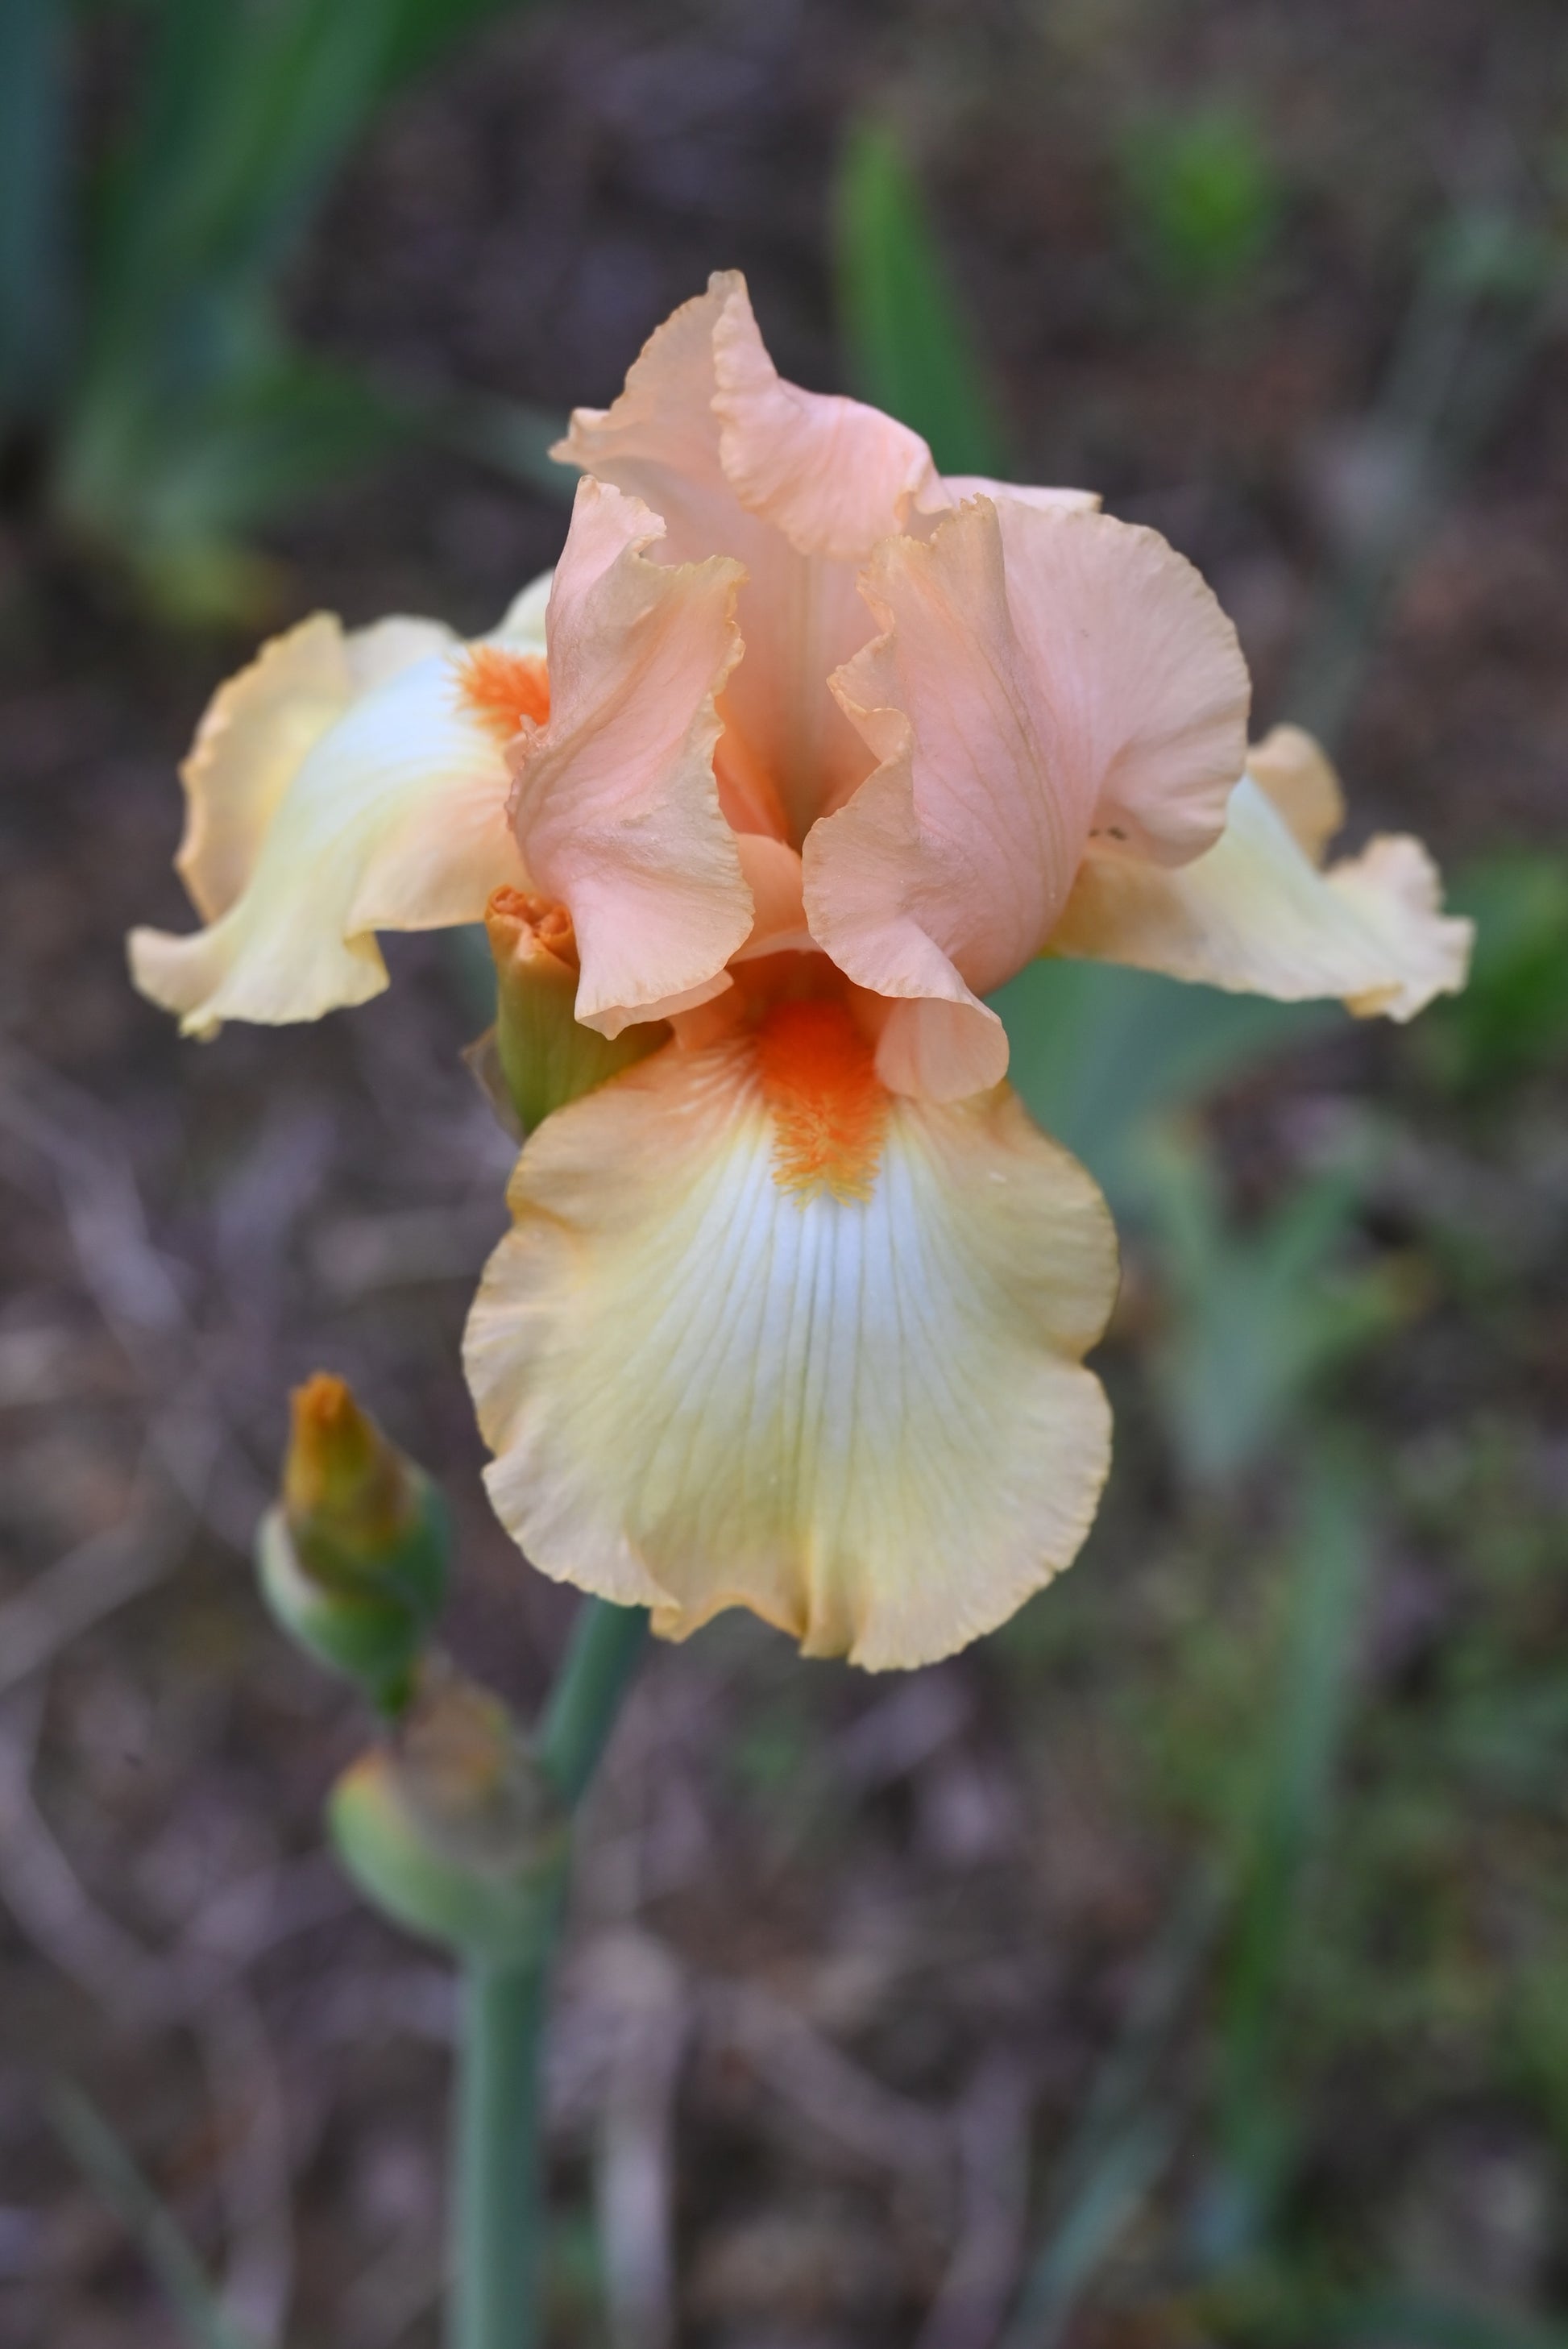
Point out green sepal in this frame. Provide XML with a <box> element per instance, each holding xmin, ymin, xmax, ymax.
<box><xmin>483</xmin><ymin>890</ymin><xmax>665</xmax><ymax>1135</ymax></box>
<box><xmin>256</xmin><ymin>1497</ymin><xmax>446</xmax><ymax>1714</ymax></box>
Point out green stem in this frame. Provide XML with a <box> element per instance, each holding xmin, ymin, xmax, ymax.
<box><xmin>538</xmin><ymin>1597</ymin><xmax>649</xmax><ymax>1805</ymax></box>
<box><xmin>449</xmin><ymin>1600</ymin><xmax>649</xmax><ymax>2348</ymax></box>
<box><xmin>451</xmin><ymin>1956</ymin><xmax>549</xmax><ymax>2349</ymax></box>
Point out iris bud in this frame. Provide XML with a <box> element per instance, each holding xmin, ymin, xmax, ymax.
<box><xmin>255</xmin><ymin>1374</ymin><xmax>449</xmax><ymax>1714</ymax></box>
<box><xmin>329</xmin><ymin>1661</ymin><xmax>568</xmax><ymax>1963</ymax></box>
<box><xmin>479</xmin><ymin>886</ymin><xmax>665</xmax><ymax>1135</ymax></box>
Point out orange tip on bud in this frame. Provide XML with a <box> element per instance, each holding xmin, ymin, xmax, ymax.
<box><xmin>260</xmin><ymin>1375</ymin><xmax>449</xmax><ymax>1713</ymax></box>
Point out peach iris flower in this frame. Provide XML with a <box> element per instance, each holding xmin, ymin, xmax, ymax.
<box><xmin>131</xmin><ymin>273</ymin><xmax>1470</xmax><ymax>1670</ymax></box>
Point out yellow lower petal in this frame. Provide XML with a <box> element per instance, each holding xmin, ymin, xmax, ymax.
<box><xmin>1049</xmin><ymin>773</ymin><xmax>1471</xmax><ymax>1021</ymax></box>
<box><xmin>131</xmin><ymin>583</ymin><xmax>554</xmax><ymax>1039</ymax></box>
<box><xmin>130</xmin><ymin>643</ymin><xmax>527</xmax><ymax>1035</ymax></box>
<box><xmin>463</xmin><ymin>1028</ymin><xmax>1116</xmax><ymax>1670</ymax></box>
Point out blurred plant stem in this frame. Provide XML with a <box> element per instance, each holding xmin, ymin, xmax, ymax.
<box><xmin>450</xmin><ymin>1596</ymin><xmax>648</xmax><ymax>2349</ymax></box>
<box><xmin>538</xmin><ymin>1592</ymin><xmax>650</xmax><ymax>1806</ymax></box>
<box><xmin>1199</xmin><ymin>1459</ymin><xmax>1371</xmax><ymax>2265</ymax></box>
<box><xmin>48</xmin><ymin>2084</ymin><xmax>260</xmax><ymax>2349</ymax></box>
<box><xmin>453</xmin><ymin>1955</ymin><xmax>550</xmax><ymax>2349</ymax></box>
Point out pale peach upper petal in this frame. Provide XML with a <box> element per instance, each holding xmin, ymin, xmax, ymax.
<box><xmin>871</xmin><ymin>994</ymin><xmax>1012</xmax><ymax>1099</ymax></box>
<box><xmin>732</xmin><ymin>834</ymin><xmax>814</xmax><ymax>960</ymax></box>
<box><xmin>804</xmin><ymin>499</ymin><xmax>1063</xmax><ymax>1020</ymax></box>
<box><xmin>554</xmin><ymin>271</ymin><xmax>884</xmax><ymax>840</ymax></box>
<box><xmin>711</xmin><ymin>284</ymin><xmax>941</xmax><ymax>560</ymax></box>
<box><xmin>552</xmin><ymin>276</ymin><xmax>741</xmax><ymax>560</ymax></box>
<box><xmin>937</xmin><ymin>477</ymin><xmax>1101</xmax><ymax>517</ymax></box>
<box><xmin>464</xmin><ymin>1032</ymin><xmax>1115</xmax><ymax>1670</ymax></box>
<box><xmin>1048</xmin><ymin>766</ymin><xmax>1472</xmax><ymax>1020</ymax></box>
<box><xmin>989</xmin><ymin>498</ymin><xmax>1250</xmax><ymax>865</ymax></box>
<box><xmin>508</xmin><ymin>477</ymin><xmax>753</xmax><ymax>1040</ymax></box>
<box><xmin>804</xmin><ymin>496</ymin><xmax>1248</xmax><ymax>1097</ymax></box>
<box><xmin>554</xmin><ymin>270</ymin><xmax>937</xmax><ymax>563</ymax></box>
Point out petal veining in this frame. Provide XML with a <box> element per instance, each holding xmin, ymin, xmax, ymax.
<box><xmin>463</xmin><ymin>1033</ymin><xmax>1116</xmax><ymax>1671</ymax></box>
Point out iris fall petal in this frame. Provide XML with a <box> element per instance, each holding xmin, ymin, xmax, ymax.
<box><xmin>1049</xmin><ymin>746</ymin><xmax>1472</xmax><ymax>1019</ymax></box>
<box><xmin>464</xmin><ymin>1027</ymin><xmax>1116</xmax><ymax>1670</ymax></box>
<box><xmin>128</xmin><ymin>589</ymin><xmax>554</xmax><ymax>1036</ymax></box>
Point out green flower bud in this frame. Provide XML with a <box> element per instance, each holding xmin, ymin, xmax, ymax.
<box><xmin>255</xmin><ymin>1374</ymin><xmax>449</xmax><ymax>1713</ymax></box>
<box><xmin>329</xmin><ymin>1662</ymin><xmax>568</xmax><ymax>1963</ymax></box>
<box><xmin>479</xmin><ymin>886</ymin><xmax>666</xmax><ymax>1135</ymax></box>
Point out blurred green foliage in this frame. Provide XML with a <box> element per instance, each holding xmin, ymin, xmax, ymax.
<box><xmin>1</xmin><ymin>0</ymin><xmax>538</xmax><ymax>620</ymax></box>
<box><xmin>833</xmin><ymin>106</ymin><xmax>1568</xmax><ymax>2344</ymax></box>
<box><xmin>1117</xmin><ymin>104</ymin><xmax>1284</xmax><ymax>298</ymax></box>
<box><xmin>832</xmin><ymin>115</ymin><xmax>1010</xmax><ymax>475</ymax></box>
<box><xmin>1420</xmin><ymin>851</ymin><xmax>1568</xmax><ymax>1097</ymax></box>
<box><xmin>1141</xmin><ymin>1132</ymin><xmax>1413</xmax><ymax>1492</ymax></box>
<box><xmin>996</xmin><ymin>955</ymin><xmax>1333</xmax><ymax>1214</ymax></box>
<box><xmin>1202</xmin><ymin>1461</ymin><xmax>1372</xmax><ymax>2260</ymax></box>
<box><xmin>48</xmin><ymin>2084</ymin><xmax>255</xmax><ymax>2349</ymax></box>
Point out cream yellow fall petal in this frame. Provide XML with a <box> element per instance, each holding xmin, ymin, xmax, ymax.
<box><xmin>175</xmin><ymin>613</ymin><xmax>358</xmax><ymax>923</ymax></box>
<box><xmin>130</xmin><ymin>643</ymin><xmax>525</xmax><ymax>1035</ymax></box>
<box><xmin>463</xmin><ymin>1038</ymin><xmax>1117</xmax><ymax>1671</ymax></box>
<box><xmin>1049</xmin><ymin>773</ymin><xmax>1472</xmax><ymax>1019</ymax></box>
<box><xmin>491</xmin><ymin>569</ymin><xmax>554</xmax><ymax>652</ymax></box>
<box><xmin>176</xmin><ymin>609</ymin><xmax>458</xmax><ymax>929</ymax></box>
<box><xmin>1247</xmin><ymin>722</ymin><xmax>1346</xmax><ymax>859</ymax></box>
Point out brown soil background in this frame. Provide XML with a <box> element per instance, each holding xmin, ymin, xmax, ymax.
<box><xmin>4</xmin><ymin>2</ymin><xmax>1568</xmax><ymax>2344</ymax></box>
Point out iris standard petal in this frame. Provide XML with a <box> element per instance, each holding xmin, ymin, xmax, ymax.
<box><xmin>805</xmin><ymin>496</ymin><xmax>1249</xmax><ymax>1098</ymax></box>
<box><xmin>554</xmin><ymin>272</ymin><xmax>905</xmax><ymax>841</ymax></box>
<box><xmin>463</xmin><ymin>1011</ymin><xmax>1116</xmax><ymax>1671</ymax></box>
<box><xmin>1048</xmin><ymin>763</ymin><xmax>1473</xmax><ymax>1019</ymax></box>
<box><xmin>937</xmin><ymin>478</ymin><xmax>1101</xmax><ymax>517</ymax></box>
<box><xmin>710</xmin><ymin>283</ymin><xmax>941</xmax><ymax>560</ymax></box>
<box><xmin>508</xmin><ymin>478</ymin><xmax>754</xmax><ymax>1037</ymax></box>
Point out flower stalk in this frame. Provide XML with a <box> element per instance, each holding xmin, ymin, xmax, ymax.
<box><xmin>448</xmin><ymin>1596</ymin><xmax>649</xmax><ymax>2349</ymax></box>
<box><xmin>256</xmin><ymin>1375</ymin><xmax>649</xmax><ymax>2349</ymax></box>
<box><xmin>451</xmin><ymin>1953</ymin><xmax>550</xmax><ymax>2349</ymax></box>
<box><xmin>327</xmin><ymin>1612</ymin><xmax>648</xmax><ymax>2347</ymax></box>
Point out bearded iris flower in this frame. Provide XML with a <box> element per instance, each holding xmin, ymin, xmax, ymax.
<box><xmin>131</xmin><ymin>274</ymin><xmax>1470</xmax><ymax>1670</ymax></box>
